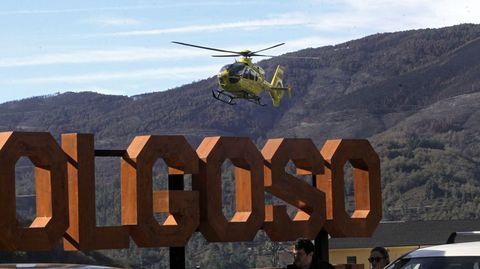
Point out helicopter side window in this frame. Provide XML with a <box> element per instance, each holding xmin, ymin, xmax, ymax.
<box><xmin>244</xmin><ymin>68</ymin><xmax>259</xmax><ymax>81</ymax></box>
<box><xmin>243</xmin><ymin>69</ymin><xmax>253</xmax><ymax>80</ymax></box>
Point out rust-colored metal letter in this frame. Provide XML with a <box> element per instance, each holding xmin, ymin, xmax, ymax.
<box><xmin>0</xmin><ymin>132</ymin><xmax>68</xmax><ymax>250</ymax></box>
<box><xmin>316</xmin><ymin>139</ymin><xmax>381</xmax><ymax>237</ymax></box>
<box><xmin>194</xmin><ymin>137</ymin><xmax>264</xmax><ymax>241</ymax></box>
<box><xmin>62</xmin><ymin>133</ymin><xmax>129</xmax><ymax>250</ymax></box>
<box><xmin>121</xmin><ymin>135</ymin><xmax>199</xmax><ymax>247</ymax></box>
<box><xmin>262</xmin><ymin>138</ymin><xmax>326</xmax><ymax>241</ymax></box>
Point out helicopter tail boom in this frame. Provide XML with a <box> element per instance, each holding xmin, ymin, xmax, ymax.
<box><xmin>268</xmin><ymin>65</ymin><xmax>291</xmax><ymax>107</ymax></box>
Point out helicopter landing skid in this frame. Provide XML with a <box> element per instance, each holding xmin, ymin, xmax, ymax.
<box><xmin>212</xmin><ymin>89</ymin><xmax>266</xmax><ymax>106</ymax></box>
<box><xmin>212</xmin><ymin>89</ymin><xmax>237</xmax><ymax>105</ymax></box>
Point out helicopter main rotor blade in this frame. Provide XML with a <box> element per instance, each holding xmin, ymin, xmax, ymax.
<box><xmin>211</xmin><ymin>54</ymin><xmax>242</xmax><ymax>57</ymax></box>
<box><xmin>249</xmin><ymin>53</ymin><xmax>275</xmax><ymax>57</ymax></box>
<box><xmin>172</xmin><ymin>41</ymin><xmax>240</xmax><ymax>55</ymax></box>
<box><xmin>276</xmin><ymin>55</ymin><xmax>321</xmax><ymax>59</ymax></box>
<box><xmin>212</xmin><ymin>54</ymin><xmax>275</xmax><ymax>58</ymax></box>
<box><xmin>253</xmin><ymin>43</ymin><xmax>285</xmax><ymax>54</ymax></box>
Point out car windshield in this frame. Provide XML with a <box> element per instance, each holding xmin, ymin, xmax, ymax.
<box><xmin>386</xmin><ymin>256</ymin><xmax>480</xmax><ymax>269</ymax></box>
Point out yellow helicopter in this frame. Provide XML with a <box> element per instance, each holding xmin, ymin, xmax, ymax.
<box><xmin>172</xmin><ymin>41</ymin><xmax>292</xmax><ymax>107</ymax></box>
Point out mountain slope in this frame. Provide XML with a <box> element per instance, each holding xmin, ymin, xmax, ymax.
<box><xmin>374</xmin><ymin>91</ymin><xmax>480</xmax><ymax>220</ymax></box>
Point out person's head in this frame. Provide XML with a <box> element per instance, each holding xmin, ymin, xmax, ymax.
<box><xmin>369</xmin><ymin>246</ymin><xmax>390</xmax><ymax>269</ymax></box>
<box><xmin>293</xmin><ymin>238</ymin><xmax>314</xmax><ymax>269</ymax></box>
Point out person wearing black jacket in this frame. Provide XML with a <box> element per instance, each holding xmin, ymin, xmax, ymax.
<box><xmin>286</xmin><ymin>238</ymin><xmax>334</xmax><ymax>269</ymax></box>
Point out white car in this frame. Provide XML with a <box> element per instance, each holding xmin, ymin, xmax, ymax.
<box><xmin>385</xmin><ymin>241</ymin><xmax>480</xmax><ymax>269</ymax></box>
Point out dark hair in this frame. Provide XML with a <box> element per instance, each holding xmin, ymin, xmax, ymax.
<box><xmin>371</xmin><ymin>246</ymin><xmax>390</xmax><ymax>263</ymax></box>
<box><xmin>294</xmin><ymin>238</ymin><xmax>314</xmax><ymax>254</ymax></box>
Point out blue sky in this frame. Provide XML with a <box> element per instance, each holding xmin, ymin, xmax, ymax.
<box><xmin>0</xmin><ymin>0</ymin><xmax>478</xmax><ymax>103</ymax></box>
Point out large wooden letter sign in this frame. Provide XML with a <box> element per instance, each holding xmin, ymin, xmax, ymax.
<box><xmin>0</xmin><ymin>131</ymin><xmax>381</xmax><ymax>251</ymax></box>
<box><xmin>122</xmin><ymin>135</ymin><xmax>199</xmax><ymax>247</ymax></box>
<box><xmin>0</xmin><ymin>132</ymin><xmax>68</xmax><ymax>251</ymax></box>
<box><xmin>62</xmin><ymin>133</ymin><xmax>129</xmax><ymax>250</ymax></box>
<box><xmin>317</xmin><ymin>139</ymin><xmax>382</xmax><ymax>237</ymax></box>
<box><xmin>195</xmin><ymin>137</ymin><xmax>264</xmax><ymax>242</ymax></box>
<box><xmin>262</xmin><ymin>138</ymin><xmax>326</xmax><ymax>241</ymax></box>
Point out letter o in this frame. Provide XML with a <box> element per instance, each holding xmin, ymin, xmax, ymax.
<box><xmin>194</xmin><ymin>136</ymin><xmax>264</xmax><ymax>241</ymax></box>
<box><xmin>316</xmin><ymin>139</ymin><xmax>381</xmax><ymax>237</ymax></box>
<box><xmin>0</xmin><ymin>132</ymin><xmax>68</xmax><ymax>250</ymax></box>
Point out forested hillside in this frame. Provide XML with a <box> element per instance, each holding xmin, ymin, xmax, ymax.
<box><xmin>1</xmin><ymin>23</ymin><xmax>480</xmax><ymax>268</ymax></box>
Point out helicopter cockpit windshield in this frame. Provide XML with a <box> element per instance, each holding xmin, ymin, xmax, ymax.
<box><xmin>219</xmin><ymin>64</ymin><xmax>231</xmax><ymax>73</ymax></box>
<box><xmin>218</xmin><ymin>63</ymin><xmax>246</xmax><ymax>84</ymax></box>
<box><xmin>228</xmin><ymin>63</ymin><xmax>246</xmax><ymax>76</ymax></box>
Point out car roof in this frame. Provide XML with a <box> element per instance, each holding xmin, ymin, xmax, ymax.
<box><xmin>405</xmin><ymin>241</ymin><xmax>480</xmax><ymax>258</ymax></box>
